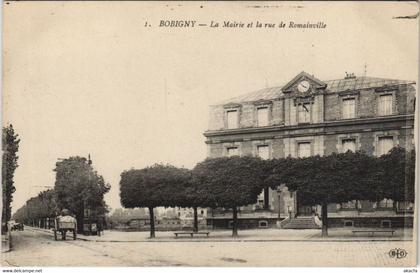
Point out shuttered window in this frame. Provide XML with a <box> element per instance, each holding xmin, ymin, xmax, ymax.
<box><xmin>227</xmin><ymin>147</ymin><xmax>239</xmax><ymax>157</ymax></box>
<box><xmin>227</xmin><ymin>110</ymin><xmax>238</xmax><ymax>129</ymax></box>
<box><xmin>257</xmin><ymin>145</ymin><xmax>269</xmax><ymax>160</ymax></box>
<box><xmin>257</xmin><ymin>107</ymin><xmax>269</xmax><ymax>127</ymax></box>
<box><xmin>298</xmin><ymin>142</ymin><xmax>311</xmax><ymax>158</ymax></box>
<box><xmin>298</xmin><ymin>103</ymin><xmax>311</xmax><ymax>123</ymax></box>
<box><xmin>378</xmin><ymin>136</ymin><xmax>394</xmax><ymax>155</ymax></box>
<box><xmin>342</xmin><ymin>98</ymin><xmax>356</xmax><ymax>119</ymax></box>
<box><xmin>378</xmin><ymin>94</ymin><xmax>393</xmax><ymax>116</ymax></box>
<box><xmin>342</xmin><ymin>139</ymin><xmax>356</xmax><ymax>152</ymax></box>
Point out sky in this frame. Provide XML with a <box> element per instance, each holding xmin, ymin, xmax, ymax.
<box><xmin>3</xmin><ymin>2</ymin><xmax>418</xmax><ymax>213</ymax></box>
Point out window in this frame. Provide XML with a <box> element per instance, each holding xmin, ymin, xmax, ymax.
<box><xmin>257</xmin><ymin>145</ymin><xmax>269</xmax><ymax>160</ymax></box>
<box><xmin>377</xmin><ymin>198</ymin><xmax>394</xmax><ymax>209</ymax></box>
<box><xmin>380</xmin><ymin>220</ymin><xmax>392</xmax><ymax>228</ymax></box>
<box><xmin>227</xmin><ymin>147</ymin><xmax>239</xmax><ymax>157</ymax></box>
<box><xmin>342</xmin><ymin>98</ymin><xmax>356</xmax><ymax>119</ymax></box>
<box><xmin>341</xmin><ymin>200</ymin><xmax>357</xmax><ymax>209</ymax></box>
<box><xmin>378</xmin><ymin>94</ymin><xmax>393</xmax><ymax>116</ymax></box>
<box><xmin>256</xmin><ymin>191</ymin><xmax>264</xmax><ymax>209</ymax></box>
<box><xmin>298</xmin><ymin>142</ymin><xmax>311</xmax><ymax>158</ymax></box>
<box><xmin>378</xmin><ymin>136</ymin><xmax>394</xmax><ymax>155</ymax></box>
<box><xmin>258</xmin><ymin>220</ymin><xmax>268</xmax><ymax>228</ymax></box>
<box><xmin>343</xmin><ymin>220</ymin><xmax>354</xmax><ymax>227</ymax></box>
<box><xmin>342</xmin><ymin>139</ymin><xmax>356</xmax><ymax>152</ymax></box>
<box><xmin>257</xmin><ymin>107</ymin><xmax>269</xmax><ymax>127</ymax></box>
<box><xmin>227</xmin><ymin>110</ymin><xmax>238</xmax><ymax>129</ymax></box>
<box><xmin>397</xmin><ymin>201</ymin><xmax>414</xmax><ymax>211</ymax></box>
<box><xmin>298</xmin><ymin>103</ymin><xmax>311</xmax><ymax>123</ymax></box>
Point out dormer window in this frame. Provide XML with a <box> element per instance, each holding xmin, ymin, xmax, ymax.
<box><xmin>257</xmin><ymin>107</ymin><xmax>269</xmax><ymax>127</ymax></box>
<box><xmin>378</xmin><ymin>94</ymin><xmax>393</xmax><ymax>116</ymax></box>
<box><xmin>226</xmin><ymin>110</ymin><xmax>238</xmax><ymax>129</ymax></box>
<box><xmin>342</xmin><ymin>98</ymin><xmax>356</xmax><ymax>119</ymax></box>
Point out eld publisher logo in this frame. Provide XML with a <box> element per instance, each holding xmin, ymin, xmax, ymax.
<box><xmin>389</xmin><ymin>248</ymin><xmax>407</xmax><ymax>259</ymax></box>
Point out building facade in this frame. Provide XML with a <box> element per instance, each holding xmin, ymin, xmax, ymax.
<box><xmin>204</xmin><ymin>72</ymin><xmax>416</xmax><ymax>229</ymax></box>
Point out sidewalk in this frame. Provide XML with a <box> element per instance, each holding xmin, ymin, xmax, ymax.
<box><xmin>1</xmin><ymin>231</ymin><xmax>11</xmax><ymax>253</ymax></box>
<box><xmin>26</xmin><ymin>226</ymin><xmax>413</xmax><ymax>243</ymax></box>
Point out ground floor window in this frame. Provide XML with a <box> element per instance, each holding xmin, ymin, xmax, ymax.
<box><xmin>377</xmin><ymin>198</ymin><xmax>394</xmax><ymax>209</ymax></box>
<box><xmin>258</xmin><ymin>220</ymin><xmax>268</xmax><ymax>228</ymax></box>
<box><xmin>341</xmin><ymin>200</ymin><xmax>357</xmax><ymax>209</ymax></box>
<box><xmin>380</xmin><ymin>220</ymin><xmax>392</xmax><ymax>228</ymax></box>
<box><xmin>397</xmin><ymin>201</ymin><xmax>414</xmax><ymax>211</ymax></box>
<box><xmin>343</xmin><ymin>220</ymin><xmax>354</xmax><ymax>227</ymax></box>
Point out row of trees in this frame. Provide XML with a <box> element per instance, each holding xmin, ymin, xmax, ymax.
<box><xmin>2</xmin><ymin>125</ymin><xmax>20</xmax><ymax>234</ymax></box>
<box><xmin>120</xmin><ymin>147</ymin><xmax>415</xmax><ymax>237</ymax></box>
<box><xmin>13</xmin><ymin>156</ymin><xmax>111</xmax><ymax>233</ymax></box>
<box><xmin>13</xmin><ymin>189</ymin><xmax>56</xmax><ymax>228</ymax></box>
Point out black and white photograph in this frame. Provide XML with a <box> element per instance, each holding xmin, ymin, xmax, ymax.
<box><xmin>1</xmin><ymin>1</ymin><xmax>418</xmax><ymax>270</ymax></box>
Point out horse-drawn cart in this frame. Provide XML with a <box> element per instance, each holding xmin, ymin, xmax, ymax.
<box><xmin>54</xmin><ymin>217</ymin><xmax>77</xmax><ymax>241</ymax></box>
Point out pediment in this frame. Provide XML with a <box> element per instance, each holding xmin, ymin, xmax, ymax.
<box><xmin>281</xmin><ymin>71</ymin><xmax>327</xmax><ymax>93</ymax></box>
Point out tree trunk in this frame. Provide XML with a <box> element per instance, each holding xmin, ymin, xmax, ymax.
<box><xmin>263</xmin><ymin>187</ymin><xmax>270</xmax><ymax>210</ymax></box>
<box><xmin>76</xmin><ymin>214</ymin><xmax>84</xmax><ymax>234</ymax></box>
<box><xmin>193</xmin><ymin>207</ymin><xmax>198</xmax><ymax>232</ymax></box>
<box><xmin>149</xmin><ymin>207</ymin><xmax>155</xmax><ymax>238</ymax></box>
<box><xmin>232</xmin><ymin>207</ymin><xmax>238</xmax><ymax>237</ymax></box>
<box><xmin>321</xmin><ymin>202</ymin><xmax>328</xmax><ymax>237</ymax></box>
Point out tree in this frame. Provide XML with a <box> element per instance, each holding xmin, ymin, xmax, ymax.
<box><xmin>269</xmin><ymin>151</ymin><xmax>381</xmax><ymax>236</ymax></box>
<box><xmin>13</xmin><ymin>190</ymin><xmax>58</xmax><ymax>228</ymax></box>
<box><xmin>120</xmin><ymin>164</ymin><xmax>191</xmax><ymax>238</ymax></box>
<box><xmin>2</xmin><ymin>124</ymin><xmax>20</xmax><ymax>234</ymax></box>
<box><xmin>379</xmin><ymin>147</ymin><xmax>415</xmax><ymax>203</ymax></box>
<box><xmin>54</xmin><ymin>156</ymin><xmax>110</xmax><ymax>232</ymax></box>
<box><xmin>192</xmin><ymin>156</ymin><xmax>267</xmax><ymax>237</ymax></box>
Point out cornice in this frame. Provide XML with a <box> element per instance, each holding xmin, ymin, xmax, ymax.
<box><xmin>204</xmin><ymin>114</ymin><xmax>415</xmax><ymax>138</ymax></box>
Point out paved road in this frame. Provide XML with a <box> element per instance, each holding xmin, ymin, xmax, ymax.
<box><xmin>1</xmin><ymin>228</ymin><xmax>415</xmax><ymax>267</ymax></box>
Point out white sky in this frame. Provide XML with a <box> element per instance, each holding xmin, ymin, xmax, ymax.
<box><xmin>3</xmin><ymin>2</ymin><xmax>418</xmax><ymax>213</ymax></box>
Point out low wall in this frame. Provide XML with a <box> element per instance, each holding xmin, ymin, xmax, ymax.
<box><xmin>328</xmin><ymin>216</ymin><xmax>413</xmax><ymax>228</ymax></box>
<box><xmin>207</xmin><ymin>218</ymin><xmax>280</xmax><ymax>229</ymax></box>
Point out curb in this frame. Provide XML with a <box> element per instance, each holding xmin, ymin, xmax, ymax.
<box><xmin>25</xmin><ymin>226</ymin><xmax>413</xmax><ymax>243</ymax></box>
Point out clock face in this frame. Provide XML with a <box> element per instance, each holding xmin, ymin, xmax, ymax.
<box><xmin>297</xmin><ymin>80</ymin><xmax>311</xmax><ymax>93</ymax></box>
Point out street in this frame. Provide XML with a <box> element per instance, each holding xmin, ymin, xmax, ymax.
<box><xmin>1</xmin><ymin>228</ymin><xmax>416</xmax><ymax>267</ymax></box>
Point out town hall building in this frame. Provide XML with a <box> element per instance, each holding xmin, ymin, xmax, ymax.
<box><xmin>204</xmin><ymin>71</ymin><xmax>416</xmax><ymax>229</ymax></box>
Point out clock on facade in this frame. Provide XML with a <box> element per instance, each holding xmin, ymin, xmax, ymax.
<box><xmin>297</xmin><ymin>80</ymin><xmax>311</xmax><ymax>93</ymax></box>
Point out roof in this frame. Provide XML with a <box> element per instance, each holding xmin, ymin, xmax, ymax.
<box><xmin>218</xmin><ymin>76</ymin><xmax>415</xmax><ymax>105</ymax></box>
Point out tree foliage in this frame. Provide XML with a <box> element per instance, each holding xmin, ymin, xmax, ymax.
<box><xmin>379</xmin><ymin>147</ymin><xmax>415</xmax><ymax>202</ymax></box>
<box><xmin>2</xmin><ymin>124</ymin><xmax>20</xmax><ymax>233</ymax></box>
<box><xmin>54</xmin><ymin>156</ymin><xmax>110</xmax><ymax>231</ymax></box>
<box><xmin>192</xmin><ymin>156</ymin><xmax>267</xmax><ymax>236</ymax></box>
<box><xmin>120</xmin><ymin>164</ymin><xmax>191</xmax><ymax>237</ymax></box>
<box><xmin>13</xmin><ymin>189</ymin><xmax>57</xmax><ymax>225</ymax></box>
<box><xmin>120</xmin><ymin>164</ymin><xmax>191</xmax><ymax>208</ymax></box>
<box><xmin>268</xmin><ymin>151</ymin><xmax>382</xmax><ymax>236</ymax></box>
